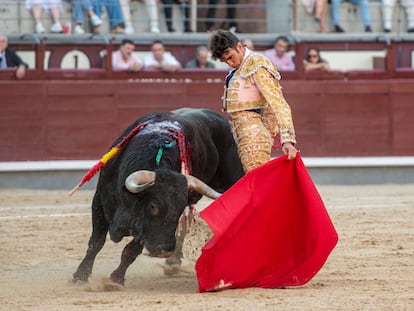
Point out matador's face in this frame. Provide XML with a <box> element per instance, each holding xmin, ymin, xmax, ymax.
<box><xmin>220</xmin><ymin>42</ymin><xmax>245</xmax><ymax>69</ymax></box>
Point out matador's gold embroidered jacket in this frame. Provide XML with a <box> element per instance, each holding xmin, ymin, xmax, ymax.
<box><xmin>223</xmin><ymin>50</ymin><xmax>296</xmax><ymax>144</ymax></box>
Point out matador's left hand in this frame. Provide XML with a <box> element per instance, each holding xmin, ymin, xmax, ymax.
<box><xmin>282</xmin><ymin>142</ymin><xmax>298</xmax><ymax>160</ymax></box>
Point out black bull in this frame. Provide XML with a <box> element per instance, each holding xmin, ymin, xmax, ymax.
<box><xmin>73</xmin><ymin>108</ymin><xmax>244</xmax><ymax>284</ymax></box>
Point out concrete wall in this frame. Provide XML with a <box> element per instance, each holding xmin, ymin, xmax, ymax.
<box><xmin>266</xmin><ymin>0</ymin><xmax>292</xmax><ymax>33</ymax></box>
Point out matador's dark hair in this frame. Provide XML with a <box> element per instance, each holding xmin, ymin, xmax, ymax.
<box><xmin>208</xmin><ymin>30</ymin><xmax>240</xmax><ymax>60</ymax></box>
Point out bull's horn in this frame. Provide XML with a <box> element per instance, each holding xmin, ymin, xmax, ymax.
<box><xmin>186</xmin><ymin>175</ymin><xmax>222</xmax><ymax>200</ymax></box>
<box><xmin>125</xmin><ymin>170</ymin><xmax>156</xmax><ymax>193</ymax></box>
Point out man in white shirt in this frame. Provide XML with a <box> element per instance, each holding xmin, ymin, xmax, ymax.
<box><xmin>112</xmin><ymin>39</ymin><xmax>143</xmax><ymax>72</ymax></box>
<box><xmin>144</xmin><ymin>40</ymin><xmax>182</xmax><ymax>73</ymax></box>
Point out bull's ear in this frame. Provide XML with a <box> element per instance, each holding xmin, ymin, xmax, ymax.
<box><xmin>125</xmin><ymin>170</ymin><xmax>156</xmax><ymax>193</ymax></box>
<box><xmin>186</xmin><ymin>175</ymin><xmax>222</xmax><ymax>200</ymax></box>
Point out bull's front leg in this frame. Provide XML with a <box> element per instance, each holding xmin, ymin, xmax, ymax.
<box><xmin>164</xmin><ymin>207</ymin><xmax>193</xmax><ymax>275</ymax></box>
<box><xmin>110</xmin><ymin>238</ymin><xmax>143</xmax><ymax>285</ymax></box>
<box><xmin>73</xmin><ymin>203</ymin><xmax>109</xmax><ymax>282</ymax></box>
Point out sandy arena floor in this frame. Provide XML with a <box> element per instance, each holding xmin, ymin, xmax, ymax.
<box><xmin>0</xmin><ymin>184</ymin><xmax>413</xmax><ymax>311</ymax></box>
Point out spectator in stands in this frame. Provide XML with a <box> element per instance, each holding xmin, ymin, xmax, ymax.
<box><xmin>301</xmin><ymin>0</ymin><xmax>328</xmax><ymax>32</ymax></box>
<box><xmin>382</xmin><ymin>0</ymin><xmax>414</xmax><ymax>33</ymax></box>
<box><xmin>243</xmin><ymin>39</ymin><xmax>255</xmax><ymax>51</ymax></box>
<box><xmin>119</xmin><ymin>0</ymin><xmax>135</xmax><ymax>34</ymax></box>
<box><xmin>112</xmin><ymin>39</ymin><xmax>143</xmax><ymax>72</ymax></box>
<box><xmin>263</xmin><ymin>36</ymin><xmax>295</xmax><ymax>71</ymax></box>
<box><xmin>120</xmin><ymin>0</ymin><xmax>160</xmax><ymax>34</ymax></box>
<box><xmin>303</xmin><ymin>47</ymin><xmax>330</xmax><ymax>72</ymax></box>
<box><xmin>205</xmin><ymin>0</ymin><xmax>238</xmax><ymax>32</ymax></box>
<box><xmin>0</xmin><ymin>34</ymin><xmax>28</xmax><ymax>80</ymax></box>
<box><xmin>331</xmin><ymin>0</ymin><xmax>372</xmax><ymax>32</ymax></box>
<box><xmin>161</xmin><ymin>0</ymin><xmax>192</xmax><ymax>32</ymax></box>
<box><xmin>185</xmin><ymin>46</ymin><xmax>216</xmax><ymax>69</ymax></box>
<box><xmin>145</xmin><ymin>0</ymin><xmax>161</xmax><ymax>33</ymax></box>
<box><xmin>93</xmin><ymin>0</ymin><xmax>125</xmax><ymax>34</ymax></box>
<box><xmin>72</xmin><ymin>0</ymin><xmax>102</xmax><ymax>34</ymax></box>
<box><xmin>144</xmin><ymin>40</ymin><xmax>182</xmax><ymax>72</ymax></box>
<box><xmin>25</xmin><ymin>0</ymin><xmax>63</xmax><ymax>33</ymax></box>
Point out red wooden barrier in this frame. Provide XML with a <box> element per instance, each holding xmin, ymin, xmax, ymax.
<box><xmin>1</xmin><ymin>75</ymin><xmax>414</xmax><ymax>161</ymax></box>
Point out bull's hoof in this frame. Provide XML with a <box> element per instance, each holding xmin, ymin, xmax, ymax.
<box><xmin>109</xmin><ymin>272</ymin><xmax>125</xmax><ymax>286</ymax></box>
<box><xmin>165</xmin><ymin>255</ymin><xmax>182</xmax><ymax>266</ymax></box>
<box><xmin>72</xmin><ymin>272</ymin><xmax>89</xmax><ymax>283</ymax></box>
<box><xmin>72</xmin><ymin>277</ymin><xmax>87</xmax><ymax>284</ymax></box>
<box><xmin>88</xmin><ymin>276</ymin><xmax>123</xmax><ymax>292</ymax></box>
<box><xmin>101</xmin><ymin>281</ymin><xmax>122</xmax><ymax>291</ymax></box>
<box><xmin>162</xmin><ymin>263</ymin><xmax>181</xmax><ymax>276</ymax></box>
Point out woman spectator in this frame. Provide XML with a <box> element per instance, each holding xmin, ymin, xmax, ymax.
<box><xmin>303</xmin><ymin>47</ymin><xmax>330</xmax><ymax>72</ymax></box>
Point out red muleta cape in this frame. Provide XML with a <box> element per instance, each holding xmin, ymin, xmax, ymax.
<box><xmin>195</xmin><ymin>154</ymin><xmax>338</xmax><ymax>292</ymax></box>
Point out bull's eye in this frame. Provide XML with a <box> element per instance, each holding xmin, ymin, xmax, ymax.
<box><xmin>148</xmin><ymin>203</ymin><xmax>160</xmax><ymax>216</ymax></box>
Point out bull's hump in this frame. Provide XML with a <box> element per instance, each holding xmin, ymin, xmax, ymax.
<box><xmin>139</xmin><ymin>120</ymin><xmax>182</xmax><ymax>135</ymax></box>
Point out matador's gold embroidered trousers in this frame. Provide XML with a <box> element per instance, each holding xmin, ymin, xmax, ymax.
<box><xmin>231</xmin><ymin>110</ymin><xmax>272</xmax><ymax>172</ymax></box>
